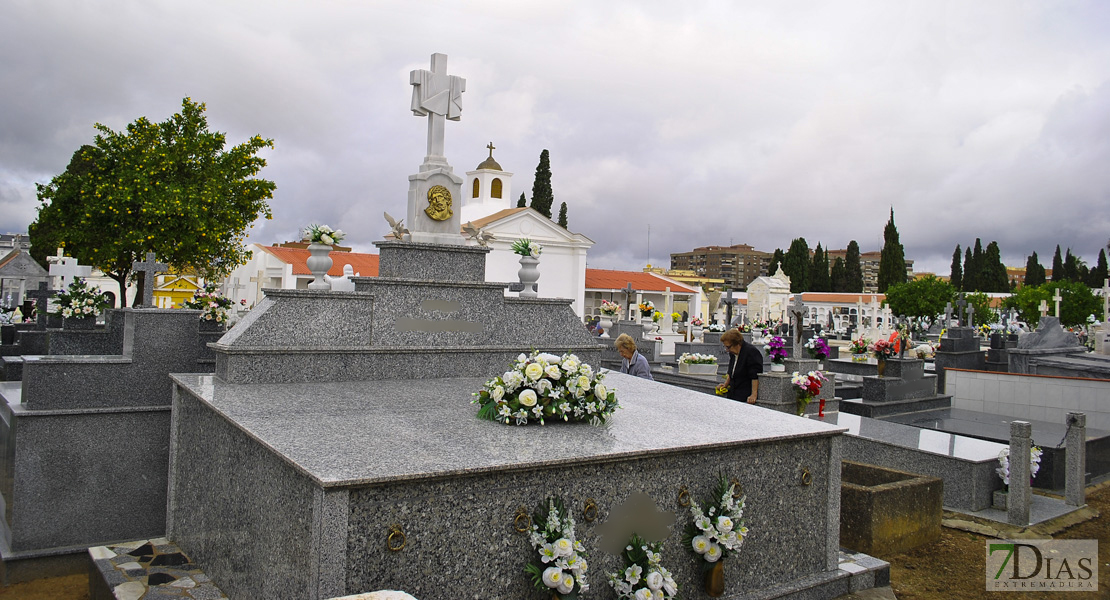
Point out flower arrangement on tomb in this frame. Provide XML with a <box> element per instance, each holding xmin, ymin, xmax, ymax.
<box><xmin>607</xmin><ymin>534</ymin><xmax>678</xmax><ymax>600</ymax></box>
<box><xmin>765</xmin><ymin>336</ymin><xmax>787</xmax><ymax>364</ymax></box>
<box><xmin>707</xmin><ymin>323</ymin><xmax>726</xmax><ymax>332</ymax></box>
<box><xmin>638</xmin><ymin>300</ymin><xmax>655</xmax><ymax>317</ymax></box>
<box><xmin>671</xmin><ymin>311</ymin><xmax>682</xmax><ymax>323</ymax></box>
<box><xmin>525</xmin><ymin>496</ymin><xmax>589</xmax><ymax>598</ymax></box>
<box><xmin>791</xmin><ymin>370</ymin><xmax>827</xmax><ymax>416</ymax></box>
<box><xmin>868</xmin><ymin>339</ymin><xmax>896</xmax><ymax>360</ymax></box>
<box><xmin>848</xmin><ymin>337</ymin><xmax>870</xmax><ymax>354</ymax></box>
<box><xmin>913</xmin><ymin>343</ymin><xmax>936</xmax><ymax>360</ymax></box>
<box><xmin>679</xmin><ymin>353</ymin><xmax>718</xmax><ymax>365</ymax></box>
<box><xmin>473</xmin><ymin>351</ymin><xmax>619</xmax><ymax>426</ymax></box>
<box><xmin>52</xmin><ymin>277</ymin><xmax>111</xmax><ymax>319</ymax></box>
<box><xmin>804</xmin><ymin>336</ymin><xmax>830</xmax><ymax>360</ymax></box>
<box><xmin>996</xmin><ymin>446</ymin><xmax>1043</xmax><ymax>487</ymax></box>
<box><xmin>689</xmin><ymin>316</ymin><xmax>703</xmax><ymax>327</ymax></box>
<box><xmin>303</xmin><ymin>223</ymin><xmax>345</xmax><ymax>245</ymax></box>
<box><xmin>737</xmin><ymin>323</ymin><xmax>752</xmax><ymax>333</ymax></box>
<box><xmin>181</xmin><ymin>283</ymin><xmax>235</xmax><ymax>324</ymax></box>
<box><xmin>599</xmin><ymin>300</ymin><xmax>621</xmax><ymax>317</ymax></box>
<box><xmin>683</xmin><ymin>474</ymin><xmax>749</xmax><ymax>592</ymax></box>
<box><xmin>511</xmin><ymin>238</ymin><xmax>543</xmax><ymax>258</ymax></box>
<box><xmin>653</xmin><ymin>311</ymin><xmax>662</xmax><ymax>322</ymax></box>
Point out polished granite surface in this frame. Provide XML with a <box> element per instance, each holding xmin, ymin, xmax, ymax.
<box><xmin>172</xmin><ymin>371</ymin><xmax>844</xmax><ymax>487</ymax></box>
<box><xmin>820</xmin><ymin>411</ymin><xmax>1006</xmax><ymax>462</ymax></box>
<box><xmin>883</xmin><ymin>407</ymin><xmax>1109</xmax><ymax>446</ymax></box>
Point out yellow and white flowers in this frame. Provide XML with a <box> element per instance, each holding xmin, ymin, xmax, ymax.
<box><xmin>473</xmin><ymin>351</ymin><xmax>619</xmax><ymax>426</ymax></box>
<box><xmin>526</xmin><ymin>497</ymin><xmax>589</xmax><ymax>598</ymax></box>
<box><xmin>684</xmin><ymin>474</ymin><xmax>749</xmax><ymax>567</ymax></box>
<box><xmin>52</xmin><ymin>277</ymin><xmax>111</xmax><ymax>319</ymax></box>
<box><xmin>608</xmin><ymin>534</ymin><xmax>678</xmax><ymax>600</ymax></box>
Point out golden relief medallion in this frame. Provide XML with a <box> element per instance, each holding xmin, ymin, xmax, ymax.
<box><xmin>425</xmin><ymin>185</ymin><xmax>453</xmax><ymax>221</ymax></box>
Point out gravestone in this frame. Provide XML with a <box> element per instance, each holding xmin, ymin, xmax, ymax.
<box><xmin>47</xmin><ymin>250</ymin><xmax>92</xmax><ymax>290</ymax></box>
<box><xmin>756</xmin><ymin>355</ymin><xmax>839</xmax><ymax>417</ymax></box>
<box><xmin>1007</xmin><ymin>316</ymin><xmax>1086</xmax><ymax>374</ymax></box>
<box><xmin>838</xmin><ymin>357</ymin><xmax>952</xmax><ymax>419</ymax></box>
<box><xmin>932</xmin><ymin>324</ymin><xmax>985</xmax><ymax>390</ymax></box>
<box><xmin>131</xmin><ymin>252</ymin><xmax>168</xmax><ymax>308</ymax></box>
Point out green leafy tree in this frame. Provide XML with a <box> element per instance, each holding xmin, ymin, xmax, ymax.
<box><xmin>1051</xmin><ymin>245</ymin><xmax>1064</xmax><ymax>282</ymax></box>
<box><xmin>949</xmin><ymin>244</ymin><xmax>962</xmax><ymax>291</ymax></box>
<box><xmin>782</xmin><ymin>237</ymin><xmax>811</xmax><ymax>292</ymax></box>
<box><xmin>557</xmin><ymin>202</ymin><xmax>568</xmax><ymax>228</ymax></box>
<box><xmin>1089</xmin><ymin>248</ymin><xmax>1108</xmax><ymax>288</ymax></box>
<box><xmin>516</xmin><ymin>192</ymin><xmax>527</xmax><ymax>208</ymax></box>
<box><xmin>30</xmin><ymin>98</ymin><xmax>274</xmax><ymax>305</ymax></box>
<box><xmin>810</xmin><ymin>243</ymin><xmax>831</xmax><ymax>292</ymax></box>
<box><xmin>883</xmin><ymin>275</ymin><xmax>956</xmax><ymax>326</ymax></box>
<box><xmin>1007</xmin><ymin>281</ymin><xmax>1101</xmax><ymax>328</ymax></box>
<box><xmin>529</xmin><ymin>149</ymin><xmax>553</xmax><ymax>218</ymax></box>
<box><xmin>1023</xmin><ymin>252</ymin><xmax>1046</xmax><ymax>287</ymax></box>
<box><xmin>965</xmin><ymin>292</ymin><xmax>999</xmax><ymax>327</ymax></box>
<box><xmin>1004</xmin><ymin>284</ymin><xmax>1052</xmax><ymax>328</ymax></box>
<box><xmin>767</xmin><ymin>248</ymin><xmax>785</xmax><ymax>277</ymax></box>
<box><xmin>830</xmin><ymin>257</ymin><xmax>847</xmax><ymax>292</ymax></box>
<box><xmin>844</xmin><ymin>240</ymin><xmax>863</xmax><ymax>292</ymax></box>
<box><xmin>877</xmin><ymin>208</ymin><xmax>906</xmax><ymax>292</ymax></box>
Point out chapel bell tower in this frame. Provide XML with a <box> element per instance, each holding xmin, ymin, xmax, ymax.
<box><xmin>462</xmin><ymin>142</ymin><xmax>513</xmax><ymax>223</ymax></box>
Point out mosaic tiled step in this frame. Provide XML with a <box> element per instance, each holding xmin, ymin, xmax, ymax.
<box><xmin>88</xmin><ymin>538</ymin><xmax>228</xmax><ymax>600</ymax></box>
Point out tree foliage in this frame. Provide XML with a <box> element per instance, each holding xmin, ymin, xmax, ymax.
<box><xmin>1089</xmin><ymin>249</ymin><xmax>1108</xmax><ymax>288</ymax></box>
<box><xmin>810</xmin><ymin>243</ymin><xmax>830</xmax><ymax>292</ymax></box>
<box><xmin>557</xmin><ymin>201</ymin><xmax>568</xmax><ymax>228</ymax></box>
<box><xmin>768</xmin><ymin>248</ymin><xmax>785</xmax><ymax>277</ymax></box>
<box><xmin>877</xmin><ymin>209</ymin><xmax>906</xmax><ymax>292</ymax></box>
<box><xmin>949</xmin><ymin>244</ymin><xmax>962</xmax><ymax>291</ymax></box>
<box><xmin>983</xmin><ymin>241</ymin><xmax>1009</xmax><ymax>292</ymax></box>
<box><xmin>964</xmin><ymin>292</ymin><xmax>999</xmax><ymax>326</ymax></box>
<box><xmin>529</xmin><ymin>149</ymin><xmax>553</xmax><ymax>218</ymax></box>
<box><xmin>1051</xmin><ymin>245</ymin><xmax>1064</xmax><ymax>282</ymax></box>
<box><xmin>883</xmin><ymin>275</ymin><xmax>955</xmax><ymax>324</ymax></box>
<box><xmin>782</xmin><ymin>237</ymin><xmax>811</xmax><ymax>293</ymax></box>
<box><xmin>1023</xmin><ymin>252</ymin><xmax>1046</xmax><ymax>287</ymax></box>
<box><xmin>844</xmin><ymin>241</ymin><xmax>863</xmax><ymax>292</ymax></box>
<box><xmin>1005</xmin><ymin>281</ymin><xmax>1101</xmax><ymax>328</ymax></box>
<box><xmin>830</xmin><ymin>257</ymin><xmax>847</xmax><ymax>292</ymax></box>
<box><xmin>30</xmin><ymin>98</ymin><xmax>274</xmax><ymax>305</ymax></box>
<box><xmin>517</xmin><ymin>192</ymin><xmax>527</xmax><ymax>208</ymax></box>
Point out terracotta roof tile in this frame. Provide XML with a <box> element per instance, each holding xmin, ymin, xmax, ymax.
<box><xmin>260</xmin><ymin>246</ymin><xmax>380</xmax><ymax>277</ymax></box>
<box><xmin>585</xmin><ymin>269</ymin><xmax>698</xmax><ymax>294</ymax></box>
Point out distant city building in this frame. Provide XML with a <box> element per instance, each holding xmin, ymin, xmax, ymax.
<box><xmin>669</xmin><ymin>244</ymin><xmax>771</xmax><ymax>291</ymax></box>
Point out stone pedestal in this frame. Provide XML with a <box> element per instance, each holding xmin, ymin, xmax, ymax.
<box><xmin>840</xmin><ymin>358</ymin><xmax>951</xmax><ymax>419</ymax></box>
<box><xmin>932</xmin><ymin>327</ymin><xmax>984</xmax><ymax>390</ymax></box>
<box><xmin>1007</xmin><ymin>421</ymin><xmax>1033</xmax><ymax>526</ymax></box>
<box><xmin>756</xmin><ymin>357</ymin><xmax>838</xmax><ymax>416</ymax></box>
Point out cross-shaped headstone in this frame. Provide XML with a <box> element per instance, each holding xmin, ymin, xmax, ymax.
<box><xmin>27</xmin><ymin>281</ymin><xmax>57</xmax><ymax>331</ymax></box>
<box><xmin>956</xmin><ymin>295</ymin><xmax>967</xmax><ymax>327</ymax></box>
<box><xmin>721</xmin><ymin>289</ymin><xmax>738</xmax><ymax>327</ymax></box>
<box><xmin>1103</xmin><ymin>278</ymin><xmax>1109</xmax><ymax>321</ymax></box>
<box><xmin>49</xmin><ymin>255</ymin><xmax>92</xmax><ymax>290</ymax></box>
<box><xmin>622</xmin><ymin>282</ymin><xmax>636</xmax><ymax>320</ymax></box>
<box><xmin>249</xmin><ymin>269</ymin><xmax>266</xmax><ymax>304</ymax></box>
<box><xmin>410</xmin><ymin>53</ymin><xmax>466</xmax><ymax>160</ymax></box>
<box><xmin>47</xmin><ymin>247</ymin><xmax>65</xmax><ymax>264</ymax></box>
<box><xmin>1053</xmin><ymin>289</ymin><xmax>1063</xmax><ymax>318</ymax></box>
<box><xmin>227</xmin><ymin>276</ymin><xmax>246</xmax><ymax>298</ymax></box>
<box><xmin>789</xmin><ymin>294</ymin><xmax>806</xmax><ymax>357</ymax></box>
<box><xmin>966</xmin><ymin>305</ymin><xmax>975</xmax><ymax>328</ymax></box>
<box><xmin>944</xmin><ymin>302</ymin><xmax>953</xmax><ymax>326</ymax></box>
<box><xmin>1039</xmin><ymin>299</ymin><xmax>1049</xmax><ymax>317</ymax></box>
<box><xmin>132</xmin><ymin>252</ymin><xmax>168</xmax><ymax>308</ymax></box>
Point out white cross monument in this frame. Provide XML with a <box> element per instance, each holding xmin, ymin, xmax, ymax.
<box><xmin>1053</xmin><ymin>289</ymin><xmax>1063</xmax><ymax>318</ymax></box>
<box><xmin>406</xmin><ymin>53</ymin><xmax>467</xmax><ymax>245</ymax></box>
<box><xmin>47</xmin><ymin>248</ymin><xmax>92</xmax><ymax>290</ymax></box>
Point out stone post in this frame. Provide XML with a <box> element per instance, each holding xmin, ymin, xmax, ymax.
<box><xmin>1007</xmin><ymin>420</ymin><xmax>1032</xmax><ymax>526</ymax></box>
<box><xmin>1065</xmin><ymin>412</ymin><xmax>1086</xmax><ymax>507</ymax></box>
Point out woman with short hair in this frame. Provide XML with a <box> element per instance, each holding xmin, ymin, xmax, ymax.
<box><xmin>615</xmin><ymin>333</ymin><xmax>653</xmax><ymax>380</ymax></box>
<box><xmin>718</xmin><ymin>328</ymin><xmax>762</xmax><ymax>403</ymax></box>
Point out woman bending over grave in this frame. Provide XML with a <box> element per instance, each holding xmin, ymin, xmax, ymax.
<box><xmin>718</xmin><ymin>328</ymin><xmax>762</xmax><ymax>404</ymax></box>
<box><xmin>616</xmin><ymin>333</ymin><xmax>653</xmax><ymax>380</ymax></box>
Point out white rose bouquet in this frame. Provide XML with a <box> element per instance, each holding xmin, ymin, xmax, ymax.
<box><xmin>511</xmin><ymin>238</ymin><xmax>543</xmax><ymax>258</ymax></box>
<box><xmin>678</xmin><ymin>353</ymin><xmax>718</xmax><ymax>365</ymax></box>
<box><xmin>526</xmin><ymin>497</ymin><xmax>589</xmax><ymax>598</ymax></box>
<box><xmin>303</xmin><ymin>223</ymin><xmax>346</xmax><ymax>246</ymax></box>
<box><xmin>473</xmin><ymin>351</ymin><xmax>619</xmax><ymax>426</ymax></box>
<box><xmin>51</xmin><ymin>277</ymin><xmax>111</xmax><ymax>319</ymax></box>
<box><xmin>607</xmin><ymin>534</ymin><xmax>678</xmax><ymax>600</ymax></box>
<box><xmin>997</xmin><ymin>446</ymin><xmax>1043</xmax><ymax>486</ymax></box>
<box><xmin>683</xmin><ymin>474</ymin><xmax>749</xmax><ymax>570</ymax></box>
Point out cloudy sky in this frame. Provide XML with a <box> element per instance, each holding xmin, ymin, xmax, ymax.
<box><xmin>3</xmin><ymin>1</ymin><xmax>1109</xmax><ymax>276</ymax></box>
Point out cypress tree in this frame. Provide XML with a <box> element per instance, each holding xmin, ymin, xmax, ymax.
<box><xmin>845</xmin><ymin>241</ymin><xmax>863</xmax><ymax>292</ymax></box>
<box><xmin>969</xmin><ymin>238</ymin><xmax>984</xmax><ymax>291</ymax></box>
<box><xmin>529</xmin><ymin>149</ymin><xmax>554</xmax><ymax>218</ymax></box>
<box><xmin>1051</xmin><ymin>245</ymin><xmax>1064</xmax><ymax>281</ymax></box>
<box><xmin>783</xmin><ymin>237</ymin><xmax>812</xmax><ymax>292</ymax></box>
<box><xmin>877</xmin><ymin>209</ymin><xmax>907</xmax><ymax>292</ymax></box>
<box><xmin>984</xmin><ymin>241</ymin><xmax>1008</xmax><ymax>292</ymax></box>
<box><xmin>557</xmin><ymin>202</ymin><xmax>568</xmax><ymax>228</ymax></box>
<box><xmin>810</xmin><ymin>243</ymin><xmax>831</xmax><ymax>291</ymax></box>
<box><xmin>830</xmin><ymin>257</ymin><xmax>847</xmax><ymax>292</ymax></box>
<box><xmin>517</xmin><ymin>192</ymin><xmax>527</xmax><ymax>208</ymax></box>
<box><xmin>963</xmin><ymin>247</ymin><xmax>973</xmax><ymax>291</ymax></box>
<box><xmin>1089</xmin><ymin>248</ymin><xmax>1108</xmax><ymax>287</ymax></box>
<box><xmin>1063</xmin><ymin>248</ymin><xmax>1081</xmax><ymax>282</ymax></box>
<box><xmin>950</xmin><ymin>244</ymin><xmax>963</xmax><ymax>291</ymax></box>
<box><xmin>768</xmin><ymin>248</ymin><xmax>785</xmax><ymax>277</ymax></box>
<box><xmin>1024</xmin><ymin>252</ymin><xmax>1046</xmax><ymax>287</ymax></box>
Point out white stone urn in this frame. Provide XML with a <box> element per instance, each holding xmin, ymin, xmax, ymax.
<box><xmin>691</xmin><ymin>325</ymin><xmax>704</xmax><ymax>342</ymax></box>
<box><xmin>598</xmin><ymin>317</ymin><xmax>613</xmax><ymax>338</ymax></box>
<box><xmin>770</xmin><ymin>363</ymin><xmax>786</xmax><ymax>372</ymax></box>
<box><xmin>517</xmin><ymin>255</ymin><xmax>540</xmax><ymax>298</ymax></box>
<box><xmin>306</xmin><ymin>243</ymin><xmax>333</xmax><ymax>290</ymax></box>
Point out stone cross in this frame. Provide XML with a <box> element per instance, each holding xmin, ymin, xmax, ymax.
<box><xmin>721</xmin><ymin>289</ymin><xmax>738</xmax><ymax>327</ymax></box>
<box><xmin>855</xmin><ymin>298</ymin><xmax>863</xmax><ymax>326</ymax></box>
<box><xmin>27</xmin><ymin>281</ymin><xmax>57</xmax><ymax>331</ymax></box>
<box><xmin>131</xmin><ymin>252</ymin><xmax>168</xmax><ymax>308</ymax></box>
<box><xmin>956</xmin><ymin>295</ymin><xmax>967</xmax><ymax>327</ymax></box>
<box><xmin>1103</xmin><ymin>279</ymin><xmax>1109</xmax><ymax>322</ymax></box>
<box><xmin>662</xmin><ymin>287</ymin><xmax>674</xmax><ymax>328</ymax></box>
<box><xmin>622</xmin><ymin>282</ymin><xmax>636</xmax><ymax>320</ymax></box>
<box><xmin>944</xmin><ymin>302</ymin><xmax>953</xmax><ymax>327</ymax></box>
<box><xmin>410</xmin><ymin>53</ymin><xmax>465</xmax><ymax>161</ymax></box>
<box><xmin>1039</xmin><ymin>299</ymin><xmax>1049</xmax><ymax>317</ymax></box>
<box><xmin>1052</xmin><ymin>289</ymin><xmax>1063</xmax><ymax>318</ymax></box>
<box><xmin>227</xmin><ymin>276</ymin><xmax>246</xmax><ymax>299</ymax></box>
<box><xmin>249</xmin><ymin>270</ymin><xmax>266</xmax><ymax>304</ymax></box>
<box><xmin>47</xmin><ymin>247</ymin><xmax>65</xmax><ymax>265</ymax></box>
<box><xmin>48</xmin><ymin>255</ymin><xmax>92</xmax><ymax>290</ymax></box>
<box><xmin>789</xmin><ymin>295</ymin><xmax>806</xmax><ymax>357</ymax></box>
<box><xmin>966</xmin><ymin>305</ymin><xmax>975</xmax><ymax>328</ymax></box>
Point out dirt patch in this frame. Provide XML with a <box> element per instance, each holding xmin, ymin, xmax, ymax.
<box><xmin>0</xmin><ymin>573</ymin><xmax>88</xmax><ymax>600</ymax></box>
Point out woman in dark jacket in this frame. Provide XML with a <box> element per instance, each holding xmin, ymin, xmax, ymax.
<box><xmin>717</xmin><ymin>328</ymin><xmax>762</xmax><ymax>403</ymax></box>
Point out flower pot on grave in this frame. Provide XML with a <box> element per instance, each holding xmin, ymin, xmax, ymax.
<box><xmin>876</xmin><ymin>358</ymin><xmax>887</xmax><ymax>377</ymax></box>
<box><xmin>306</xmin><ymin>243</ymin><xmax>333</xmax><ymax>290</ymax></box>
<box><xmin>692</xmin><ymin>325</ymin><xmax>704</xmax><ymax>341</ymax></box>
<box><xmin>598</xmin><ymin>317</ymin><xmax>613</xmax><ymax>338</ymax></box>
<box><xmin>681</xmin><ymin>363</ymin><xmax>718</xmax><ymax>375</ymax></box>
<box><xmin>517</xmin><ymin>255</ymin><xmax>540</xmax><ymax>298</ymax></box>
<box><xmin>851</xmin><ymin>353</ymin><xmax>867</xmax><ymax>363</ymax></box>
<box><xmin>771</xmin><ymin>363</ymin><xmax>786</xmax><ymax>372</ymax></box>
<box><xmin>705</xmin><ymin>560</ymin><xmax>725</xmax><ymax>597</ymax></box>
<box><xmin>62</xmin><ymin>315</ymin><xmax>97</xmax><ymax>330</ymax></box>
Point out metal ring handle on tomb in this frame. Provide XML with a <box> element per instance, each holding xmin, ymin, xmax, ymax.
<box><xmin>583</xmin><ymin>498</ymin><xmax>599</xmax><ymax>522</ymax></box>
<box><xmin>513</xmin><ymin>506</ymin><xmax>532</xmax><ymax>532</ymax></box>
<box><xmin>677</xmin><ymin>485</ymin><xmax>691</xmax><ymax>507</ymax></box>
<box><xmin>387</xmin><ymin>524</ymin><xmax>406</xmax><ymax>552</ymax></box>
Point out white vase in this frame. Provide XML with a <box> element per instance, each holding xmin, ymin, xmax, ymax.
<box><xmin>692</xmin><ymin>325</ymin><xmax>703</xmax><ymax>342</ymax></box>
<box><xmin>771</xmin><ymin>363</ymin><xmax>786</xmax><ymax>372</ymax></box>
<box><xmin>598</xmin><ymin>317</ymin><xmax>613</xmax><ymax>338</ymax></box>
<box><xmin>306</xmin><ymin>243</ymin><xmax>333</xmax><ymax>290</ymax></box>
<box><xmin>517</xmin><ymin>255</ymin><xmax>540</xmax><ymax>298</ymax></box>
